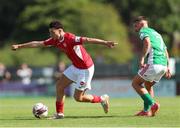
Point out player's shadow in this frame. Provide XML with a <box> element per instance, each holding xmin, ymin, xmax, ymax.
<box><xmin>65</xmin><ymin>115</ymin><xmax>133</xmax><ymax>119</ymax></box>
<box><xmin>0</xmin><ymin>115</ymin><xmax>133</xmax><ymax>120</ymax></box>
<box><xmin>0</xmin><ymin>117</ymin><xmax>40</xmax><ymax>120</ymax></box>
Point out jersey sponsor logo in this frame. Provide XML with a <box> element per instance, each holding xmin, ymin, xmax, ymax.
<box><xmin>75</xmin><ymin>36</ymin><xmax>81</xmax><ymax>42</ymax></box>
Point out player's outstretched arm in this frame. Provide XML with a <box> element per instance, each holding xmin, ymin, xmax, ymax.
<box><xmin>11</xmin><ymin>41</ymin><xmax>45</xmax><ymax>50</ymax></box>
<box><xmin>82</xmin><ymin>37</ymin><xmax>118</xmax><ymax>48</ymax></box>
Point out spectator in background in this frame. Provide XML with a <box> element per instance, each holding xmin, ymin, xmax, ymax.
<box><xmin>0</xmin><ymin>63</ymin><xmax>11</xmax><ymax>83</ymax></box>
<box><xmin>54</xmin><ymin>61</ymin><xmax>66</xmax><ymax>80</ymax></box>
<box><xmin>17</xmin><ymin>63</ymin><xmax>32</xmax><ymax>85</ymax></box>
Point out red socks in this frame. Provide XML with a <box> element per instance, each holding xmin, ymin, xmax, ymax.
<box><xmin>56</xmin><ymin>101</ymin><xmax>64</xmax><ymax>113</ymax></box>
<box><xmin>56</xmin><ymin>96</ymin><xmax>102</xmax><ymax>112</ymax></box>
<box><xmin>91</xmin><ymin>95</ymin><xmax>102</xmax><ymax>103</ymax></box>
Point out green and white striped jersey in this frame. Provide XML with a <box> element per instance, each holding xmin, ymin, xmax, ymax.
<box><xmin>139</xmin><ymin>27</ymin><xmax>167</xmax><ymax>66</ymax></box>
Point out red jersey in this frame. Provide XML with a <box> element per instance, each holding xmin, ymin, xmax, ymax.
<box><xmin>43</xmin><ymin>32</ymin><xmax>94</xmax><ymax>69</ymax></box>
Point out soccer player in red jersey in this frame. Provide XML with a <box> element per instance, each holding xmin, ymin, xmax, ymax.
<box><xmin>12</xmin><ymin>20</ymin><xmax>117</xmax><ymax>119</ymax></box>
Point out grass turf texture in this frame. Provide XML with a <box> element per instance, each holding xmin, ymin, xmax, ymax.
<box><xmin>0</xmin><ymin>97</ymin><xmax>180</xmax><ymax>127</ymax></box>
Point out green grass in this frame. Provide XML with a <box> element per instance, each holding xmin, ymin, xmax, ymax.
<box><xmin>0</xmin><ymin>96</ymin><xmax>180</xmax><ymax>127</ymax></box>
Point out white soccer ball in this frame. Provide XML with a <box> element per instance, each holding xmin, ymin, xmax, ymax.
<box><xmin>32</xmin><ymin>103</ymin><xmax>48</xmax><ymax>118</ymax></box>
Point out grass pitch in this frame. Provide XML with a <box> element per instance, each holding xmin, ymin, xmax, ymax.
<box><xmin>0</xmin><ymin>96</ymin><xmax>180</xmax><ymax>127</ymax></box>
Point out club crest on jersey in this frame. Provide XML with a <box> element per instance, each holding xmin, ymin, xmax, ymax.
<box><xmin>80</xmin><ymin>81</ymin><xmax>85</xmax><ymax>86</ymax></box>
<box><xmin>78</xmin><ymin>81</ymin><xmax>86</xmax><ymax>89</ymax></box>
<box><xmin>75</xmin><ymin>36</ymin><xmax>81</xmax><ymax>42</ymax></box>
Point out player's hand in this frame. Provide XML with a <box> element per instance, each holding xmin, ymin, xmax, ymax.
<box><xmin>105</xmin><ymin>41</ymin><xmax>118</xmax><ymax>48</ymax></box>
<box><xmin>11</xmin><ymin>44</ymin><xmax>19</xmax><ymax>51</ymax></box>
<box><xmin>139</xmin><ymin>58</ymin><xmax>145</xmax><ymax>68</ymax></box>
<box><xmin>165</xmin><ymin>67</ymin><xmax>171</xmax><ymax>79</ymax></box>
<box><xmin>140</xmin><ymin>63</ymin><xmax>146</xmax><ymax>69</ymax></box>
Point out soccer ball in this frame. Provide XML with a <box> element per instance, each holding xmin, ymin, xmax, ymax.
<box><xmin>32</xmin><ymin>103</ymin><xmax>48</xmax><ymax>118</ymax></box>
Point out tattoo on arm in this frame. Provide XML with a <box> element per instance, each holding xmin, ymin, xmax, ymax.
<box><xmin>82</xmin><ymin>37</ymin><xmax>106</xmax><ymax>45</ymax></box>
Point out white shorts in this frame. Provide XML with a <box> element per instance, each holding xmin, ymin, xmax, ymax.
<box><xmin>63</xmin><ymin>65</ymin><xmax>94</xmax><ymax>91</ymax></box>
<box><xmin>138</xmin><ymin>64</ymin><xmax>167</xmax><ymax>82</ymax></box>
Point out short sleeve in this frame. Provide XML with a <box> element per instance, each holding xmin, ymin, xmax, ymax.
<box><xmin>139</xmin><ymin>32</ymin><xmax>149</xmax><ymax>40</ymax></box>
<box><xmin>43</xmin><ymin>38</ymin><xmax>55</xmax><ymax>46</ymax></box>
<box><xmin>71</xmin><ymin>36</ymin><xmax>83</xmax><ymax>45</ymax></box>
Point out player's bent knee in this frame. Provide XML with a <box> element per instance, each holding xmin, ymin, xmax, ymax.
<box><xmin>132</xmin><ymin>75</ymin><xmax>144</xmax><ymax>86</ymax></box>
<box><xmin>73</xmin><ymin>95</ymin><xmax>83</xmax><ymax>102</ymax></box>
<box><xmin>74</xmin><ymin>97</ymin><xmax>83</xmax><ymax>102</ymax></box>
<box><xmin>132</xmin><ymin>79</ymin><xmax>137</xmax><ymax>88</ymax></box>
<box><xmin>74</xmin><ymin>89</ymin><xmax>85</xmax><ymax>102</ymax></box>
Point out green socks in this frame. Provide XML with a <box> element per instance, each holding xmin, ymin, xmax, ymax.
<box><xmin>141</xmin><ymin>93</ymin><xmax>155</xmax><ymax>112</ymax></box>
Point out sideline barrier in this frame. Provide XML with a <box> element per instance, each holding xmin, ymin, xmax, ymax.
<box><xmin>71</xmin><ymin>79</ymin><xmax>176</xmax><ymax>98</ymax></box>
<box><xmin>0</xmin><ymin>79</ymin><xmax>176</xmax><ymax>97</ymax></box>
<box><xmin>0</xmin><ymin>81</ymin><xmax>70</xmax><ymax>97</ymax></box>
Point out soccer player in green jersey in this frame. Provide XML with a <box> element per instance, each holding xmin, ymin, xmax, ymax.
<box><xmin>132</xmin><ymin>16</ymin><xmax>171</xmax><ymax>116</ymax></box>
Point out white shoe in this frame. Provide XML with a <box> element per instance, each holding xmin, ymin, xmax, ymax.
<box><xmin>100</xmin><ymin>94</ymin><xmax>109</xmax><ymax>113</ymax></box>
<box><xmin>48</xmin><ymin>113</ymin><xmax>64</xmax><ymax>119</ymax></box>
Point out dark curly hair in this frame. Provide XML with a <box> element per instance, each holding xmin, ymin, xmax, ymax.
<box><xmin>49</xmin><ymin>20</ymin><xmax>64</xmax><ymax>29</ymax></box>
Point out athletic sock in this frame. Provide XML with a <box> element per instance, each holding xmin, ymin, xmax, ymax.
<box><xmin>56</xmin><ymin>101</ymin><xmax>64</xmax><ymax>113</ymax></box>
<box><xmin>141</xmin><ymin>93</ymin><xmax>155</xmax><ymax>111</ymax></box>
<box><xmin>144</xmin><ymin>102</ymin><xmax>149</xmax><ymax>112</ymax></box>
<box><xmin>91</xmin><ymin>95</ymin><xmax>102</xmax><ymax>103</ymax></box>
